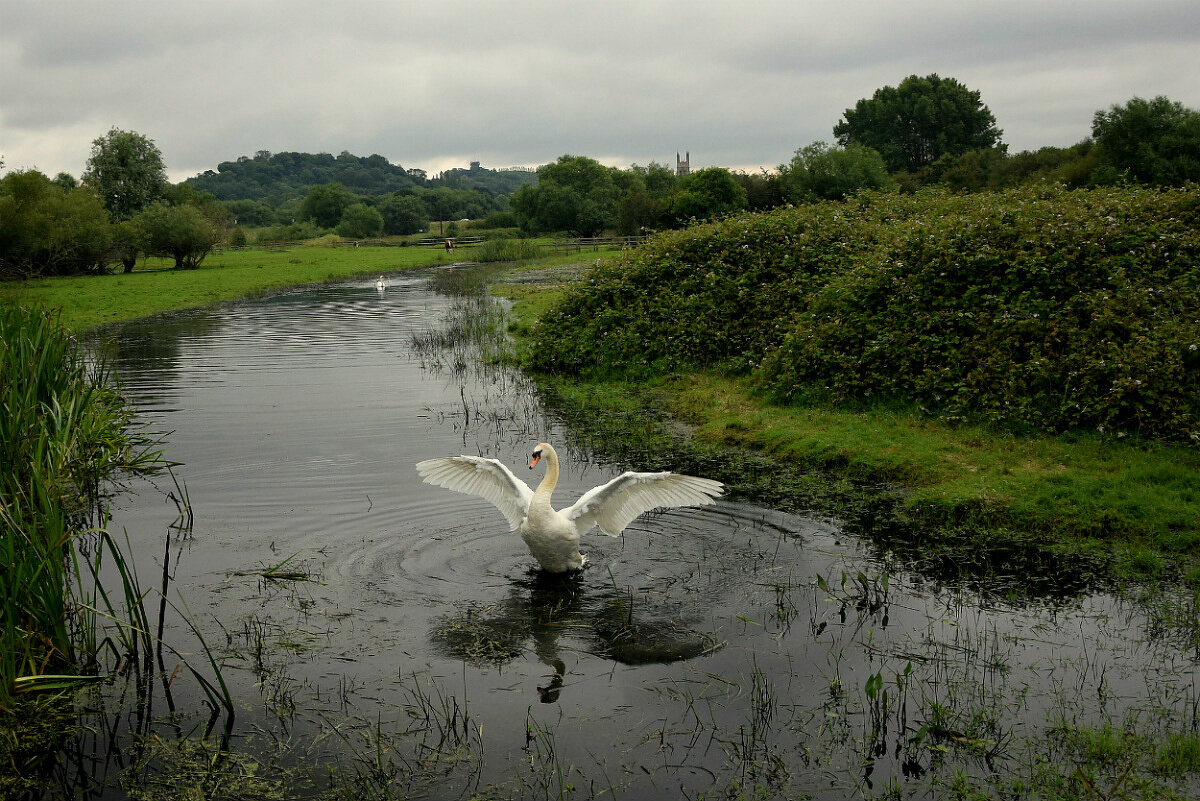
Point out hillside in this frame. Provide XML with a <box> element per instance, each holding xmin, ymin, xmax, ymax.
<box><xmin>185</xmin><ymin>150</ymin><xmax>536</xmax><ymax>205</ymax></box>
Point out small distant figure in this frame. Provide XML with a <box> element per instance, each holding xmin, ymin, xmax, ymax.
<box><xmin>445</xmin><ymin>238</ymin><xmax>454</xmax><ymax>253</ymax></box>
<box><xmin>375</xmin><ymin>275</ymin><xmax>387</xmax><ymax>289</ymax></box>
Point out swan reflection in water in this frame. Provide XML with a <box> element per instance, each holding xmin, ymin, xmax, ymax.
<box><xmin>431</xmin><ymin>570</ymin><xmax>720</xmax><ymax>703</ymax></box>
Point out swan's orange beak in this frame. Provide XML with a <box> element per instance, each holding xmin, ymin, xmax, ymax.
<box><xmin>529</xmin><ymin>450</ymin><xmax>542</xmax><ymax>469</ymax></box>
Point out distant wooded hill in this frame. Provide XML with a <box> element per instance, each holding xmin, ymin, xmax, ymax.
<box><xmin>184</xmin><ymin>150</ymin><xmax>536</xmax><ymax>205</ymax></box>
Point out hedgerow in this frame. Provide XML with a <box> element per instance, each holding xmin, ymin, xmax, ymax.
<box><xmin>528</xmin><ymin>185</ymin><xmax>1200</xmax><ymax>443</ymax></box>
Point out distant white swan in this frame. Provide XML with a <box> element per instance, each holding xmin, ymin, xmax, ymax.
<box><xmin>416</xmin><ymin>442</ymin><xmax>724</xmax><ymax>572</ymax></box>
<box><xmin>375</xmin><ymin>275</ymin><xmax>387</xmax><ymax>289</ymax></box>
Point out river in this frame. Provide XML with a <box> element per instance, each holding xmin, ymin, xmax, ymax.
<box><xmin>59</xmin><ymin>266</ymin><xmax>1199</xmax><ymax>800</ymax></box>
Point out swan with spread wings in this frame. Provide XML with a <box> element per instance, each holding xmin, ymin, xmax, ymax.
<box><xmin>416</xmin><ymin>442</ymin><xmax>724</xmax><ymax>572</ymax></box>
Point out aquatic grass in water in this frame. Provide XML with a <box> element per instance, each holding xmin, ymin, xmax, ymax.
<box><xmin>0</xmin><ymin>305</ymin><xmax>164</xmax><ymax>702</ymax></box>
<box><xmin>0</xmin><ymin>304</ymin><xmax>239</xmax><ymax>797</ymax></box>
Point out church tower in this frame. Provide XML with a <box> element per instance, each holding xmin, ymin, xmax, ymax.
<box><xmin>676</xmin><ymin>151</ymin><xmax>691</xmax><ymax>177</ymax></box>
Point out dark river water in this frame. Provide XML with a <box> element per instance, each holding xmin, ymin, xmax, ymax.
<box><xmin>64</xmin><ymin>268</ymin><xmax>1199</xmax><ymax>800</ymax></box>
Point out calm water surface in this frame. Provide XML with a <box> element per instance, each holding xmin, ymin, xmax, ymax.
<box><xmin>68</xmin><ymin>269</ymin><xmax>1199</xmax><ymax>799</ymax></box>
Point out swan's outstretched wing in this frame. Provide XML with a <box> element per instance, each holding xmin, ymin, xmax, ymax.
<box><xmin>415</xmin><ymin>456</ymin><xmax>535</xmax><ymax>531</ymax></box>
<box><xmin>563</xmin><ymin>472</ymin><xmax>723</xmax><ymax>537</ymax></box>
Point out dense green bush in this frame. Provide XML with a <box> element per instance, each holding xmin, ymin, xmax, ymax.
<box><xmin>529</xmin><ymin>185</ymin><xmax>1200</xmax><ymax>442</ymax></box>
<box><xmin>0</xmin><ymin>171</ymin><xmax>113</xmax><ymax>278</ymax></box>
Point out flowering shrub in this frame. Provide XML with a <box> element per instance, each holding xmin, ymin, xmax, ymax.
<box><xmin>529</xmin><ymin>185</ymin><xmax>1200</xmax><ymax>443</ymax></box>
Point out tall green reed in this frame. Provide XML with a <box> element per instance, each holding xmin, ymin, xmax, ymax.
<box><xmin>0</xmin><ymin>304</ymin><xmax>164</xmax><ymax>705</ymax></box>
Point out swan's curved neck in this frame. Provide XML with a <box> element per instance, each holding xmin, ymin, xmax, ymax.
<box><xmin>536</xmin><ymin>445</ymin><xmax>560</xmax><ymax>497</ymax></box>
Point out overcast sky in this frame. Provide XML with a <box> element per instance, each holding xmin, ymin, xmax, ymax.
<box><xmin>3</xmin><ymin>1</ymin><xmax>1199</xmax><ymax>184</ymax></box>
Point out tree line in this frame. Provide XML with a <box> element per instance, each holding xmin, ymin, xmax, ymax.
<box><xmin>1</xmin><ymin>129</ymin><xmax>225</xmax><ymax>277</ymax></box>
<box><xmin>3</xmin><ymin>75</ymin><xmax>1198</xmax><ymax>279</ymax></box>
<box><xmin>512</xmin><ymin>77</ymin><xmax>1200</xmax><ymax>236</ymax></box>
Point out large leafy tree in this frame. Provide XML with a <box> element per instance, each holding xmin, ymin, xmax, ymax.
<box><xmin>299</xmin><ymin>182</ymin><xmax>355</xmax><ymax>228</ymax></box>
<box><xmin>667</xmin><ymin>167</ymin><xmax>747</xmax><ymax>223</ymax></box>
<box><xmin>336</xmin><ymin>203</ymin><xmax>384</xmax><ymax>238</ymax></box>
<box><xmin>378</xmin><ymin>193</ymin><xmax>428</xmax><ymax>235</ymax></box>
<box><xmin>135</xmin><ymin>202</ymin><xmax>218</xmax><ymax>269</ymax></box>
<box><xmin>780</xmin><ymin>141</ymin><xmax>892</xmax><ymax>202</ymax></box>
<box><xmin>83</xmin><ymin>127</ymin><xmax>169</xmax><ymax>220</ymax></box>
<box><xmin>834</xmin><ymin>74</ymin><xmax>1002</xmax><ymax>173</ymax></box>
<box><xmin>1091</xmin><ymin>95</ymin><xmax>1200</xmax><ymax>185</ymax></box>
<box><xmin>512</xmin><ymin>155</ymin><xmax>621</xmax><ymax>235</ymax></box>
<box><xmin>0</xmin><ymin>170</ymin><xmax>112</xmax><ymax>277</ymax></box>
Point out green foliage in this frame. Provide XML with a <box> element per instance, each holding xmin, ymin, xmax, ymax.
<box><xmin>780</xmin><ymin>141</ymin><xmax>892</xmax><ymax>202</ymax></box>
<box><xmin>731</xmin><ymin>169</ymin><xmax>783</xmax><ymax>211</ymax></box>
<box><xmin>82</xmin><ymin>127</ymin><xmax>168</xmax><ymax>220</ymax></box>
<box><xmin>378</xmin><ymin>192</ymin><xmax>429</xmax><ymax>235</ymax></box>
<box><xmin>473</xmin><ymin>238</ymin><xmax>544</xmax><ymax>262</ymax></box>
<box><xmin>184</xmin><ymin>150</ymin><xmax>533</xmax><ymax>205</ymax></box>
<box><xmin>480</xmin><ymin>210</ymin><xmax>518</xmax><ymax>229</ymax></box>
<box><xmin>336</xmin><ymin>202</ymin><xmax>384</xmax><ymax>238</ymax></box>
<box><xmin>299</xmin><ymin>182</ymin><xmax>355</xmax><ymax>228</ymax></box>
<box><xmin>219</xmin><ymin>198</ymin><xmax>276</xmax><ymax>227</ymax></box>
<box><xmin>256</xmin><ymin>219</ymin><xmax>327</xmax><ymax>242</ymax></box>
<box><xmin>1092</xmin><ymin>95</ymin><xmax>1200</xmax><ymax>186</ymax></box>
<box><xmin>0</xmin><ymin>305</ymin><xmax>161</xmax><ymax>705</ymax></box>
<box><xmin>834</xmin><ymin>74</ymin><xmax>1003</xmax><ymax>173</ymax></box>
<box><xmin>135</xmin><ymin>203</ymin><xmax>219</xmax><ymax>269</ymax></box>
<box><xmin>512</xmin><ymin>155</ymin><xmax>621</xmax><ymax>235</ymax></box>
<box><xmin>109</xmin><ymin>221</ymin><xmax>141</xmax><ymax>273</ymax></box>
<box><xmin>530</xmin><ymin>185</ymin><xmax>1200</xmax><ymax>443</ymax></box>
<box><xmin>667</xmin><ymin>167</ymin><xmax>748</xmax><ymax>223</ymax></box>
<box><xmin>0</xmin><ymin>171</ymin><xmax>113</xmax><ymax>278</ymax></box>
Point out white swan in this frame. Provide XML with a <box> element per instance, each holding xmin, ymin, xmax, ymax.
<box><xmin>375</xmin><ymin>275</ymin><xmax>387</xmax><ymax>289</ymax></box>
<box><xmin>416</xmin><ymin>442</ymin><xmax>724</xmax><ymax>572</ymax></box>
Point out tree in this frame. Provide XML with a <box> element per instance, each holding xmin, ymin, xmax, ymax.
<box><xmin>378</xmin><ymin>193</ymin><xmax>429</xmax><ymax>235</ymax></box>
<box><xmin>0</xmin><ymin>170</ymin><xmax>112</xmax><ymax>277</ymax></box>
<box><xmin>299</xmin><ymin>182</ymin><xmax>354</xmax><ymax>228</ymax></box>
<box><xmin>667</xmin><ymin>167</ymin><xmax>747</xmax><ymax>223</ymax></box>
<box><xmin>109</xmin><ymin>221</ymin><xmax>141</xmax><ymax>273</ymax></box>
<box><xmin>780</xmin><ymin>142</ymin><xmax>892</xmax><ymax>202</ymax></box>
<box><xmin>336</xmin><ymin>203</ymin><xmax>384</xmax><ymax>238</ymax></box>
<box><xmin>731</xmin><ymin>169</ymin><xmax>783</xmax><ymax>211</ymax></box>
<box><xmin>82</xmin><ymin>127</ymin><xmax>168</xmax><ymax>220</ymax></box>
<box><xmin>1091</xmin><ymin>96</ymin><xmax>1200</xmax><ymax>185</ymax></box>
<box><xmin>135</xmin><ymin>202</ymin><xmax>218</xmax><ymax>269</ymax></box>
<box><xmin>52</xmin><ymin>172</ymin><xmax>78</xmax><ymax>190</ymax></box>
<box><xmin>834</xmin><ymin>74</ymin><xmax>1002</xmax><ymax>173</ymax></box>
<box><xmin>512</xmin><ymin>155</ymin><xmax>620</xmax><ymax>234</ymax></box>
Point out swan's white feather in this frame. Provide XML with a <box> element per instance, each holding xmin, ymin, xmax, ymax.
<box><xmin>564</xmin><ymin>472</ymin><xmax>724</xmax><ymax>537</ymax></box>
<box><xmin>415</xmin><ymin>455</ymin><xmax>534</xmax><ymax>531</ymax></box>
<box><xmin>416</xmin><ymin>443</ymin><xmax>723</xmax><ymax>572</ymax></box>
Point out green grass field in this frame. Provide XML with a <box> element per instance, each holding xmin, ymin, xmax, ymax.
<box><xmin>0</xmin><ymin>244</ymin><xmax>455</xmax><ymax>331</ymax></box>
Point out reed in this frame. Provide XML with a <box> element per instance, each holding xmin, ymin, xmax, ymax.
<box><xmin>473</xmin><ymin>237</ymin><xmax>545</xmax><ymax>263</ymax></box>
<box><xmin>0</xmin><ymin>304</ymin><xmax>165</xmax><ymax>705</ymax></box>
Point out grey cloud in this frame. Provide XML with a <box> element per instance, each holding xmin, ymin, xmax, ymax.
<box><xmin>2</xmin><ymin>0</ymin><xmax>1198</xmax><ymax>181</ymax></box>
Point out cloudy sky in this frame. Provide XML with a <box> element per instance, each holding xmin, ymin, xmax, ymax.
<box><xmin>2</xmin><ymin>1</ymin><xmax>1199</xmax><ymax>183</ymax></box>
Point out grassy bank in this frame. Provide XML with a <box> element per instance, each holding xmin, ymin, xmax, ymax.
<box><xmin>0</xmin><ymin>243</ymin><xmax>453</xmax><ymax>331</ymax></box>
<box><xmin>492</xmin><ymin>194</ymin><xmax>1200</xmax><ymax>592</ymax></box>
<box><xmin>2</xmin><ymin>240</ymin><xmax>615</xmax><ymax>333</ymax></box>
